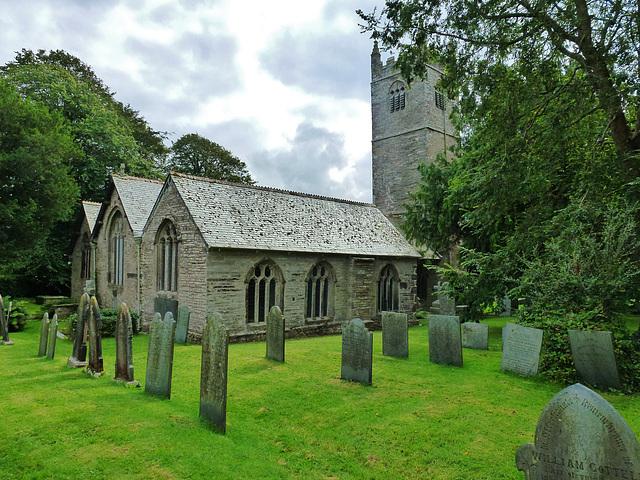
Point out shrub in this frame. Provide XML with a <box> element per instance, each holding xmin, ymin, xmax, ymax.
<box><xmin>68</xmin><ymin>308</ymin><xmax>139</xmax><ymax>339</ymax></box>
<box><xmin>2</xmin><ymin>297</ymin><xmax>27</xmax><ymax>332</ymax></box>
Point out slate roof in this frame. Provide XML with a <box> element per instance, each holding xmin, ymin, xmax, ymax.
<box><xmin>170</xmin><ymin>173</ymin><xmax>419</xmax><ymax>257</ymax></box>
<box><xmin>82</xmin><ymin>201</ymin><xmax>101</xmax><ymax>234</ymax></box>
<box><xmin>112</xmin><ymin>175</ymin><xmax>164</xmax><ymax>237</ymax></box>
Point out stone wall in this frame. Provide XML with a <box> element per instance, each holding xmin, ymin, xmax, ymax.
<box><xmin>69</xmin><ymin>218</ymin><xmax>92</xmax><ymax>300</ymax></box>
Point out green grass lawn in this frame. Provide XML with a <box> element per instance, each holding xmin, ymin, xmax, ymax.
<box><xmin>1</xmin><ymin>317</ymin><xmax>640</xmax><ymax>479</ymax></box>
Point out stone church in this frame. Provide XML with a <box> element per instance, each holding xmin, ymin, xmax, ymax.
<box><xmin>70</xmin><ymin>43</ymin><xmax>454</xmax><ymax>339</ymax></box>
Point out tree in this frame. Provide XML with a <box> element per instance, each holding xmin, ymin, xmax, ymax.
<box><xmin>168</xmin><ymin>133</ymin><xmax>255</xmax><ymax>184</ymax></box>
<box><xmin>0</xmin><ymin>79</ymin><xmax>79</xmax><ymax>288</ymax></box>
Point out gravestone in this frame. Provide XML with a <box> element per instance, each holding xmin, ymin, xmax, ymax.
<box><xmin>341</xmin><ymin>318</ymin><xmax>373</xmax><ymax>385</ymax></box>
<box><xmin>175</xmin><ymin>305</ymin><xmax>190</xmax><ymax>344</ymax></box>
<box><xmin>200</xmin><ymin>313</ymin><xmax>229</xmax><ymax>433</ymax></box>
<box><xmin>382</xmin><ymin>311</ymin><xmax>409</xmax><ymax>358</ymax></box>
<box><xmin>38</xmin><ymin>313</ymin><xmax>50</xmax><ymax>357</ymax></box>
<box><xmin>68</xmin><ymin>293</ymin><xmax>89</xmax><ymax>368</ymax></box>
<box><xmin>499</xmin><ymin>295</ymin><xmax>512</xmax><ymax>317</ymax></box>
<box><xmin>0</xmin><ymin>295</ymin><xmax>13</xmax><ymax>345</ymax></box>
<box><xmin>462</xmin><ymin>322</ymin><xmax>489</xmax><ymax>350</ymax></box>
<box><xmin>87</xmin><ymin>296</ymin><xmax>104</xmax><ymax>374</ymax></box>
<box><xmin>501</xmin><ymin>323</ymin><xmax>543</xmax><ymax>376</ymax></box>
<box><xmin>154</xmin><ymin>298</ymin><xmax>178</xmax><ymax>326</ymax></box>
<box><xmin>84</xmin><ymin>279</ymin><xmax>95</xmax><ymax>296</ymax></box>
<box><xmin>431</xmin><ymin>282</ymin><xmax>456</xmax><ymax>315</ymax></box>
<box><xmin>516</xmin><ymin>383</ymin><xmax>640</xmax><ymax>479</ymax></box>
<box><xmin>568</xmin><ymin>329</ymin><xmax>621</xmax><ymax>390</ymax></box>
<box><xmin>428</xmin><ymin>315</ymin><xmax>463</xmax><ymax>367</ymax></box>
<box><xmin>46</xmin><ymin>314</ymin><xmax>59</xmax><ymax>360</ymax></box>
<box><xmin>266</xmin><ymin>305</ymin><xmax>285</xmax><ymax>362</ymax></box>
<box><xmin>145</xmin><ymin>312</ymin><xmax>176</xmax><ymax>399</ymax></box>
<box><xmin>114</xmin><ymin>303</ymin><xmax>135</xmax><ymax>383</ymax></box>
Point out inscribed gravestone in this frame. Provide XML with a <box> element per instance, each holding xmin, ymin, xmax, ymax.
<box><xmin>462</xmin><ymin>322</ymin><xmax>489</xmax><ymax>350</ymax></box>
<box><xmin>501</xmin><ymin>323</ymin><xmax>543</xmax><ymax>376</ymax></box>
<box><xmin>568</xmin><ymin>329</ymin><xmax>621</xmax><ymax>390</ymax></box>
<box><xmin>145</xmin><ymin>312</ymin><xmax>176</xmax><ymax>399</ymax></box>
<box><xmin>0</xmin><ymin>295</ymin><xmax>13</xmax><ymax>345</ymax></box>
<box><xmin>382</xmin><ymin>311</ymin><xmax>409</xmax><ymax>358</ymax></box>
<box><xmin>516</xmin><ymin>383</ymin><xmax>640</xmax><ymax>479</ymax></box>
<box><xmin>114</xmin><ymin>303</ymin><xmax>135</xmax><ymax>383</ymax></box>
<box><xmin>341</xmin><ymin>318</ymin><xmax>373</xmax><ymax>385</ymax></box>
<box><xmin>68</xmin><ymin>293</ymin><xmax>89</xmax><ymax>368</ymax></box>
<box><xmin>175</xmin><ymin>305</ymin><xmax>190</xmax><ymax>344</ymax></box>
<box><xmin>46</xmin><ymin>314</ymin><xmax>59</xmax><ymax>360</ymax></box>
<box><xmin>428</xmin><ymin>315</ymin><xmax>463</xmax><ymax>367</ymax></box>
<box><xmin>200</xmin><ymin>313</ymin><xmax>229</xmax><ymax>433</ymax></box>
<box><xmin>38</xmin><ymin>313</ymin><xmax>50</xmax><ymax>357</ymax></box>
<box><xmin>266</xmin><ymin>305</ymin><xmax>285</xmax><ymax>362</ymax></box>
<box><xmin>87</xmin><ymin>296</ymin><xmax>103</xmax><ymax>374</ymax></box>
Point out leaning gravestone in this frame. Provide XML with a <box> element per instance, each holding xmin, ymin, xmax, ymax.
<box><xmin>0</xmin><ymin>295</ymin><xmax>13</xmax><ymax>345</ymax></box>
<box><xmin>568</xmin><ymin>329</ymin><xmax>621</xmax><ymax>390</ymax></box>
<box><xmin>87</xmin><ymin>296</ymin><xmax>104</xmax><ymax>374</ymax></box>
<box><xmin>38</xmin><ymin>313</ymin><xmax>50</xmax><ymax>357</ymax></box>
<box><xmin>68</xmin><ymin>293</ymin><xmax>89</xmax><ymax>368</ymax></box>
<box><xmin>114</xmin><ymin>303</ymin><xmax>135</xmax><ymax>383</ymax></box>
<box><xmin>462</xmin><ymin>322</ymin><xmax>489</xmax><ymax>350</ymax></box>
<box><xmin>200</xmin><ymin>313</ymin><xmax>229</xmax><ymax>433</ymax></box>
<box><xmin>382</xmin><ymin>311</ymin><xmax>409</xmax><ymax>358</ymax></box>
<box><xmin>46</xmin><ymin>314</ymin><xmax>59</xmax><ymax>360</ymax></box>
<box><xmin>175</xmin><ymin>305</ymin><xmax>191</xmax><ymax>344</ymax></box>
<box><xmin>341</xmin><ymin>318</ymin><xmax>373</xmax><ymax>385</ymax></box>
<box><xmin>266</xmin><ymin>305</ymin><xmax>285</xmax><ymax>362</ymax></box>
<box><xmin>516</xmin><ymin>383</ymin><xmax>640</xmax><ymax>479</ymax></box>
<box><xmin>501</xmin><ymin>323</ymin><xmax>543</xmax><ymax>376</ymax></box>
<box><xmin>145</xmin><ymin>312</ymin><xmax>176</xmax><ymax>399</ymax></box>
<box><xmin>428</xmin><ymin>315</ymin><xmax>463</xmax><ymax>367</ymax></box>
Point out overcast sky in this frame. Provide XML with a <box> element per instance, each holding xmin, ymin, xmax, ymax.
<box><xmin>1</xmin><ymin>0</ymin><xmax>389</xmax><ymax>202</ymax></box>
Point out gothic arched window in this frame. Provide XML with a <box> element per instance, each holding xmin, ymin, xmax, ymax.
<box><xmin>80</xmin><ymin>234</ymin><xmax>92</xmax><ymax>280</ymax></box>
<box><xmin>108</xmin><ymin>211</ymin><xmax>125</xmax><ymax>285</ymax></box>
<box><xmin>246</xmin><ymin>260</ymin><xmax>284</xmax><ymax>324</ymax></box>
<box><xmin>389</xmin><ymin>81</ymin><xmax>406</xmax><ymax>113</ymax></box>
<box><xmin>377</xmin><ymin>264</ymin><xmax>399</xmax><ymax>312</ymax></box>
<box><xmin>305</xmin><ymin>262</ymin><xmax>335</xmax><ymax>320</ymax></box>
<box><xmin>156</xmin><ymin>220</ymin><xmax>179</xmax><ymax>292</ymax></box>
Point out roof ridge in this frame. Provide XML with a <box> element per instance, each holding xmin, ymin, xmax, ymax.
<box><xmin>111</xmin><ymin>173</ymin><xmax>164</xmax><ymax>184</ymax></box>
<box><xmin>171</xmin><ymin>171</ymin><xmax>374</xmax><ymax>207</ymax></box>
<box><xmin>82</xmin><ymin>200</ymin><xmax>102</xmax><ymax>206</ymax></box>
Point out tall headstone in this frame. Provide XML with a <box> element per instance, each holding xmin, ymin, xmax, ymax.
<box><xmin>38</xmin><ymin>313</ymin><xmax>50</xmax><ymax>357</ymax></box>
<box><xmin>428</xmin><ymin>315</ymin><xmax>463</xmax><ymax>367</ymax></box>
<box><xmin>68</xmin><ymin>293</ymin><xmax>89</xmax><ymax>368</ymax></box>
<box><xmin>46</xmin><ymin>314</ymin><xmax>59</xmax><ymax>360</ymax></box>
<box><xmin>175</xmin><ymin>305</ymin><xmax>190</xmax><ymax>344</ymax></box>
<box><xmin>145</xmin><ymin>312</ymin><xmax>176</xmax><ymax>399</ymax></box>
<box><xmin>0</xmin><ymin>295</ymin><xmax>13</xmax><ymax>345</ymax></box>
<box><xmin>341</xmin><ymin>318</ymin><xmax>373</xmax><ymax>385</ymax></box>
<box><xmin>568</xmin><ymin>329</ymin><xmax>621</xmax><ymax>390</ymax></box>
<box><xmin>501</xmin><ymin>323</ymin><xmax>543</xmax><ymax>376</ymax></box>
<box><xmin>266</xmin><ymin>305</ymin><xmax>285</xmax><ymax>362</ymax></box>
<box><xmin>382</xmin><ymin>311</ymin><xmax>409</xmax><ymax>358</ymax></box>
<box><xmin>516</xmin><ymin>383</ymin><xmax>640</xmax><ymax>479</ymax></box>
<box><xmin>462</xmin><ymin>322</ymin><xmax>489</xmax><ymax>350</ymax></box>
<box><xmin>114</xmin><ymin>303</ymin><xmax>135</xmax><ymax>383</ymax></box>
<box><xmin>200</xmin><ymin>313</ymin><xmax>229</xmax><ymax>433</ymax></box>
<box><xmin>87</xmin><ymin>296</ymin><xmax>103</xmax><ymax>374</ymax></box>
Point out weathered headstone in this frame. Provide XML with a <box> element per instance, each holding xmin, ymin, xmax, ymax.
<box><xmin>266</xmin><ymin>305</ymin><xmax>285</xmax><ymax>362</ymax></box>
<box><xmin>68</xmin><ymin>293</ymin><xmax>89</xmax><ymax>368</ymax></box>
<box><xmin>175</xmin><ymin>305</ymin><xmax>191</xmax><ymax>344</ymax></box>
<box><xmin>0</xmin><ymin>295</ymin><xmax>13</xmax><ymax>345</ymax></box>
<box><xmin>46</xmin><ymin>314</ymin><xmax>59</xmax><ymax>360</ymax></box>
<box><xmin>501</xmin><ymin>322</ymin><xmax>543</xmax><ymax>376</ymax></box>
<box><xmin>84</xmin><ymin>279</ymin><xmax>95</xmax><ymax>296</ymax></box>
<box><xmin>87</xmin><ymin>296</ymin><xmax>104</xmax><ymax>374</ymax></box>
<box><xmin>431</xmin><ymin>282</ymin><xmax>456</xmax><ymax>315</ymax></box>
<box><xmin>200</xmin><ymin>312</ymin><xmax>229</xmax><ymax>433</ymax></box>
<box><xmin>428</xmin><ymin>315</ymin><xmax>463</xmax><ymax>367</ymax></box>
<box><xmin>462</xmin><ymin>322</ymin><xmax>489</xmax><ymax>350</ymax></box>
<box><xmin>38</xmin><ymin>313</ymin><xmax>50</xmax><ymax>357</ymax></box>
<box><xmin>114</xmin><ymin>303</ymin><xmax>135</xmax><ymax>383</ymax></box>
<box><xmin>516</xmin><ymin>383</ymin><xmax>640</xmax><ymax>479</ymax></box>
<box><xmin>568</xmin><ymin>329</ymin><xmax>621</xmax><ymax>390</ymax></box>
<box><xmin>382</xmin><ymin>311</ymin><xmax>409</xmax><ymax>358</ymax></box>
<box><xmin>145</xmin><ymin>312</ymin><xmax>176</xmax><ymax>399</ymax></box>
<box><xmin>341</xmin><ymin>318</ymin><xmax>373</xmax><ymax>385</ymax></box>
<box><xmin>499</xmin><ymin>295</ymin><xmax>512</xmax><ymax>317</ymax></box>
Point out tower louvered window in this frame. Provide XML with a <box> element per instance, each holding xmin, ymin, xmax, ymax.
<box><xmin>389</xmin><ymin>81</ymin><xmax>406</xmax><ymax>113</ymax></box>
<box><xmin>435</xmin><ymin>89</ymin><xmax>445</xmax><ymax>110</ymax></box>
<box><xmin>378</xmin><ymin>264</ymin><xmax>399</xmax><ymax>312</ymax></box>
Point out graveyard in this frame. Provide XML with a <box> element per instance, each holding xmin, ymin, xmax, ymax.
<box><xmin>2</xmin><ymin>312</ymin><xmax>640</xmax><ymax>479</ymax></box>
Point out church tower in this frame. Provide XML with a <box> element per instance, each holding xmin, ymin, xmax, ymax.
<box><xmin>370</xmin><ymin>41</ymin><xmax>457</xmax><ymax>220</ymax></box>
